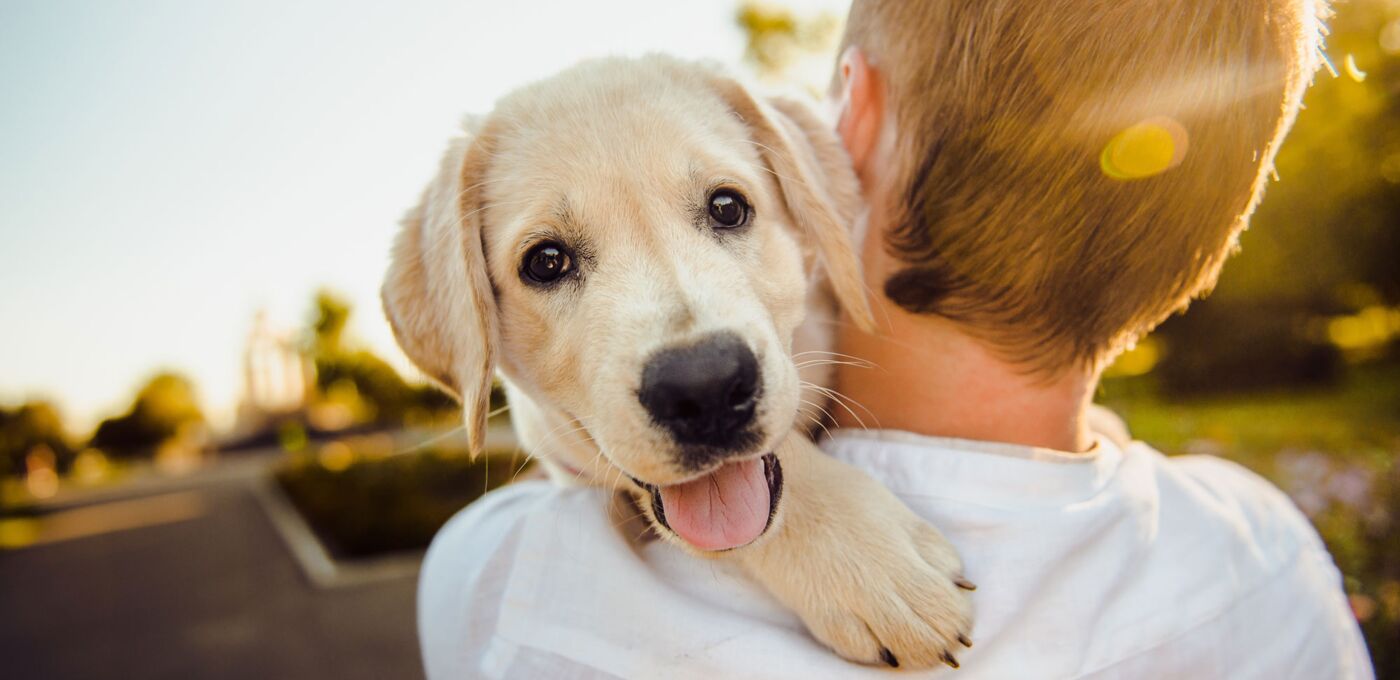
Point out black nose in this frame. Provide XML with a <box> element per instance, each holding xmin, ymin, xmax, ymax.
<box><xmin>638</xmin><ymin>332</ymin><xmax>761</xmax><ymax>449</ymax></box>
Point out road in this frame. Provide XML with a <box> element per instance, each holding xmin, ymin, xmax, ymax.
<box><xmin>0</xmin><ymin>466</ymin><xmax>424</xmax><ymax>679</ymax></box>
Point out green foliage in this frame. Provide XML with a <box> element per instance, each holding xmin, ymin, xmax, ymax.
<box><xmin>1214</xmin><ymin>1</ymin><xmax>1400</xmax><ymax>307</ymax></box>
<box><xmin>275</xmin><ymin>446</ymin><xmax>529</xmax><ymax>558</ymax></box>
<box><xmin>311</xmin><ymin>289</ymin><xmax>352</xmax><ymax>357</ymax></box>
<box><xmin>1101</xmin><ymin>363</ymin><xmax>1400</xmax><ymax>462</ymax></box>
<box><xmin>736</xmin><ymin>1</ymin><xmax>841</xmax><ymax>85</ymax></box>
<box><xmin>1153</xmin><ymin>300</ymin><xmax>1342</xmax><ymax>396</ymax></box>
<box><xmin>89</xmin><ymin>372</ymin><xmax>204</xmax><ymax>458</ymax></box>
<box><xmin>305</xmin><ymin>289</ymin><xmax>456</xmax><ymax>428</ymax></box>
<box><xmin>1109</xmin><ymin>1</ymin><xmax>1400</xmax><ymax>396</ymax></box>
<box><xmin>0</xmin><ymin>401</ymin><xmax>73</xmax><ymax>478</ymax></box>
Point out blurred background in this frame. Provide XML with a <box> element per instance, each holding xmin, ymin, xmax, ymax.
<box><xmin>1</xmin><ymin>0</ymin><xmax>1397</xmax><ymax>677</ymax></box>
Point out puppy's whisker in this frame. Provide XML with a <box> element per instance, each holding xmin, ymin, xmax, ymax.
<box><xmin>799</xmin><ymin>398</ymin><xmax>838</xmax><ymax>435</ymax></box>
<box><xmin>459</xmin><ymin>196</ymin><xmax>535</xmax><ymax>224</ymax></box>
<box><xmin>797</xmin><ymin>404</ymin><xmax>835</xmax><ymax>441</ymax></box>
<box><xmin>446</xmin><ymin>175</ymin><xmax>518</xmax><ymax>211</ymax></box>
<box><xmin>741</xmin><ymin>140</ymin><xmax>820</xmax><ymax>193</ymax></box>
<box><xmin>792</xmin><ymin>350</ymin><xmax>881</xmax><ymax>369</ymax></box>
<box><xmin>804</xmin><ymin>381</ymin><xmax>874</xmax><ymax>424</ymax></box>
<box><xmin>803</xmin><ymin>382</ymin><xmax>880</xmax><ymax>431</ymax></box>
<box><xmin>528</xmin><ymin>419</ymin><xmax>597</xmax><ymax>471</ymax></box>
<box><xmin>795</xmin><ymin>358</ymin><xmax>875</xmax><ymax>371</ymax></box>
<box><xmin>391</xmin><ymin>423</ymin><xmax>468</xmax><ymax>457</ymax></box>
<box><xmin>572</xmin><ymin>436</ymin><xmax>615</xmax><ymax>485</ymax></box>
<box><xmin>791</xmin><ymin>350</ymin><xmax>864</xmax><ymax>361</ymax></box>
<box><xmin>577</xmin><ymin>448</ymin><xmax>612</xmax><ymax>484</ymax></box>
<box><xmin>610</xmin><ymin>508</ymin><xmax>650</xmax><ymax>531</ymax></box>
<box><xmin>795</xmin><ymin>357</ymin><xmax>870</xmax><ymax>367</ymax></box>
<box><xmin>509</xmin><ymin>451</ymin><xmax>537</xmax><ymax>484</ymax></box>
<box><xmin>533</xmin><ymin>419</ymin><xmax>589</xmax><ymax>452</ymax></box>
<box><xmin>803</xmin><ymin>383</ymin><xmax>866</xmax><ymax>430</ymax></box>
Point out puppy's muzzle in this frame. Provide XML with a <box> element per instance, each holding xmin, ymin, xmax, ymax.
<box><xmin>638</xmin><ymin>331</ymin><xmax>761</xmax><ymax>460</ymax></box>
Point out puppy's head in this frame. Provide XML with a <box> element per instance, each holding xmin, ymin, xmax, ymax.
<box><xmin>384</xmin><ymin>57</ymin><xmax>870</xmax><ymax>550</ymax></box>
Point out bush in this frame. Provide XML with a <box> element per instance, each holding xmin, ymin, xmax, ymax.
<box><xmin>90</xmin><ymin>373</ymin><xmax>204</xmax><ymax>459</ymax></box>
<box><xmin>275</xmin><ymin>445</ymin><xmax>530</xmax><ymax>558</ymax></box>
<box><xmin>0</xmin><ymin>401</ymin><xmax>73</xmax><ymax>478</ymax></box>
<box><xmin>1153</xmin><ymin>299</ymin><xmax>1341</xmax><ymax>398</ymax></box>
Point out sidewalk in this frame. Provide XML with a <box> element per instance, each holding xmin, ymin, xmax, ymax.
<box><xmin>0</xmin><ymin>455</ymin><xmax>424</xmax><ymax>679</ymax></box>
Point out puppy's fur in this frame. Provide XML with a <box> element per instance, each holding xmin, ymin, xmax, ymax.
<box><xmin>384</xmin><ymin>56</ymin><xmax>972</xmax><ymax>668</ymax></box>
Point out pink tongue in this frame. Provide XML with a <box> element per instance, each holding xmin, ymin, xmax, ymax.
<box><xmin>658</xmin><ymin>457</ymin><xmax>770</xmax><ymax>551</ymax></box>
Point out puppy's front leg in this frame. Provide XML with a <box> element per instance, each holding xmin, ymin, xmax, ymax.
<box><xmin>733</xmin><ymin>435</ymin><xmax>974</xmax><ymax>669</ymax></box>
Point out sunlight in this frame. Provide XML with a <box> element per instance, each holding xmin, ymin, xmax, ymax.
<box><xmin>1100</xmin><ymin>118</ymin><xmax>1188</xmax><ymax>181</ymax></box>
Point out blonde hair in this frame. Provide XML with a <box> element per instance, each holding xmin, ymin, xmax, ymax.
<box><xmin>840</xmin><ymin>0</ymin><xmax>1327</xmax><ymax>371</ymax></box>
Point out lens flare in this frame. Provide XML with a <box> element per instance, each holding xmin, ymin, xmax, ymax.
<box><xmin>1344</xmin><ymin>54</ymin><xmax>1367</xmax><ymax>83</ymax></box>
<box><xmin>1100</xmin><ymin>117</ymin><xmax>1189</xmax><ymax>181</ymax></box>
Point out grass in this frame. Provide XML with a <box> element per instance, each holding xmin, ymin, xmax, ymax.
<box><xmin>1100</xmin><ymin>361</ymin><xmax>1400</xmax><ymax>471</ymax></box>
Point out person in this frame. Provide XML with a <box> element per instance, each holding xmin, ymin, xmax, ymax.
<box><xmin>417</xmin><ymin>0</ymin><xmax>1374</xmax><ymax>677</ymax></box>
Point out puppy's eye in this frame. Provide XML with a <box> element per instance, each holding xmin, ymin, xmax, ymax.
<box><xmin>707</xmin><ymin>189</ymin><xmax>751</xmax><ymax>229</ymax></box>
<box><xmin>521</xmin><ymin>242</ymin><xmax>574</xmax><ymax>285</ymax></box>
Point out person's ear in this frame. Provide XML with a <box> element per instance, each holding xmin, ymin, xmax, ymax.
<box><xmin>834</xmin><ymin>47</ymin><xmax>885</xmax><ymax>187</ymax></box>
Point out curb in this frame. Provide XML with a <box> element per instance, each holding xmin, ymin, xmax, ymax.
<box><xmin>250</xmin><ymin>476</ymin><xmax>422</xmax><ymax>589</ymax></box>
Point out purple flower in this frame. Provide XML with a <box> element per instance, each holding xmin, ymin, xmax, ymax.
<box><xmin>1326</xmin><ymin>465</ymin><xmax>1374</xmax><ymax>513</ymax></box>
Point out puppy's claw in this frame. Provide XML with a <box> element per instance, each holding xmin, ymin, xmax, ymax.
<box><xmin>954</xmin><ymin>577</ymin><xmax>977</xmax><ymax>591</ymax></box>
<box><xmin>958</xmin><ymin>633</ymin><xmax>973</xmax><ymax>648</ymax></box>
<box><xmin>747</xmin><ymin>453</ymin><xmax>975</xmax><ymax>671</ymax></box>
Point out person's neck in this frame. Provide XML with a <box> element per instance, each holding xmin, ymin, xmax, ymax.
<box><xmin>832</xmin><ymin>298</ymin><xmax>1098</xmax><ymax>453</ymax></box>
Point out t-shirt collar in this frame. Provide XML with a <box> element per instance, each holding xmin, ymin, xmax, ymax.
<box><xmin>821</xmin><ymin>429</ymin><xmax>1126</xmax><ymax>508</ymax></box>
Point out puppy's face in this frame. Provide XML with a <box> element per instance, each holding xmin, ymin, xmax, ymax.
<box><xmin>383</xmin><ymin>57</ymin><xmax>870</xmax><ymax>551</ymax></box>
<box><xmin>482</xmin><ymin>64</ymin><xmax>809</xmax><ymax>486</ymax></box>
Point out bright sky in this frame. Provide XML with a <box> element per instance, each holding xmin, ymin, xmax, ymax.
<box><xmin>0</xmin><ymin>0</ymin><xmax>850</xmax><ymax>434</ymax></box>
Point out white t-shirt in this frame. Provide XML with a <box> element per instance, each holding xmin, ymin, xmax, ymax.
<box><xmin>417</xmin><ymin>430</ymin><xmax>1373</xmax><ymax>679</ymax></box>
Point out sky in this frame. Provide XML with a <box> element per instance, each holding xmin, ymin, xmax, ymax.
<box><xmin>0</xmin><ymin>0</ymin><xmax>853</xmax><ymax>433</ymax></box>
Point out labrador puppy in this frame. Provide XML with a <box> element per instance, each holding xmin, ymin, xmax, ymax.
<box><xmin>383</xmin><ymin>55</ymin><xmax>973</xmax><ymax>669</ymax></box>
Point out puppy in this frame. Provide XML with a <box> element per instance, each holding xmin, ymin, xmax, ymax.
<box><xmin>384</xmin><ymin>55</ymin><xmax>973</xmax><ymax>669</ymax></box>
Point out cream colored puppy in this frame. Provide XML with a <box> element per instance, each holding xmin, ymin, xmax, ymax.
<box><xmin>383</xmin><ymin>56</ymin><xmax>973</xmax><ymax>669</ymax></box>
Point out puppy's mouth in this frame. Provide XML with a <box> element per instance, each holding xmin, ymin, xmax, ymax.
<box><xmin>631</xmin><ymin>452</ymin><xmax>783</xmax><ymax>552</ymax></box>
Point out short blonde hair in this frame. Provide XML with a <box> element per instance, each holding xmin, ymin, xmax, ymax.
<box><xmin>841</xmin><ymin>0</ymin><xmax>1327</xmax><ymax>371</ymax></box>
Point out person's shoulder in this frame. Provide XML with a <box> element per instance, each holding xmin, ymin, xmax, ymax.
<box><xmin>1097</xmin><ymin>444</ymin><xmax>1372</xmax><ymax>680</ymax></box>
<box><xmin>428</xmin><ymin>479</ymin><xmax>562</xmax><ymax>556</ymax></box>
<box><xmin>1153</xmin><ymin>449</ymin><xmax>1327</xmax><ymax>556</ymax></box>
<box><xmin>420</xmin><ymin>479</ymin><xmax>614</xmax><ymax>597</ymax></box>
<box><xmin>1093</xmin><ymin>446</ymin><xmax>1372</xmax><ymax>678</ymax></box>
<box><xmin>418</xmin><ymin>480</ymin><xmax>617</xmax><ymax>680</ymax></box>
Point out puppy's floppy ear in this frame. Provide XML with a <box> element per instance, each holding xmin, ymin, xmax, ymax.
<box><xmin>705</xmin><ymin>75</ymin><xmax>875</xmax><ymax>332</ymax></box>
<box><xmin>382</xmin><ymin>119</ymin><xmax>499</xmax><ymax>454</ymax></box>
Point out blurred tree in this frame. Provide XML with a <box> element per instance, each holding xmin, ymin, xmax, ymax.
<box><xmin>312</xmin><ymin>289</ymin><xmax>352</xmax><ymax>358</ymax></box>
<box><xmin>305</xmin><ymin>289</ymin><xmax>456</xmax><ymax>429</ymax></box>
<box><xmin>1214</xmin><ymin>1</ymin><xmax>1400</xmax><ymax>306</ymax></box>
<box><xmin>0</xmin><ymin>401</ymin><xmax>74</xmax><ymax>478</ymax></box>
<box><xmin>736</xmin><ymin>1</ymin><xmax>841</xmax><ymax>90</ymax></box>
<box><xmin>90</xmin><ymin>373</ymin><xmax>205</xmax><ymax>459</ymax></box>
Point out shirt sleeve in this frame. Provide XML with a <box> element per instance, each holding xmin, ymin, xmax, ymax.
<box><xmin>416</xmin><ymin>481</ymin><xmax>549</xmax><ymax>680</ymax></box>
<box><xmin>1169</xmin><ymin>455</ymin><xmax>1375</xmax><ymax>679</ymax></box>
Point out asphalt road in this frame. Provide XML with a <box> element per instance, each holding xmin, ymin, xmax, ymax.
<box><xmin>0</xmin><ymin>482</ymin><xmax>423</xmax><ymax>680</ymax></box>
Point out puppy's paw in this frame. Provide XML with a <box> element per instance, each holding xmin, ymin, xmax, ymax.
<box><xmin>797</xmin><ymin>521</ymin><xmax>974</xmax><ymax>670</ymax></box>
<box><xmin>731</xmin><ymin>439</ymin><xmax>976</xmax><ymax>670</ymax></box>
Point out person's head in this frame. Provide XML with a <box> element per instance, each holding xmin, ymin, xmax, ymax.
<box><xmin>831</xmin><ymin>0</ymin><xmax>1328</xmax><ymax>377</ymax></box>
